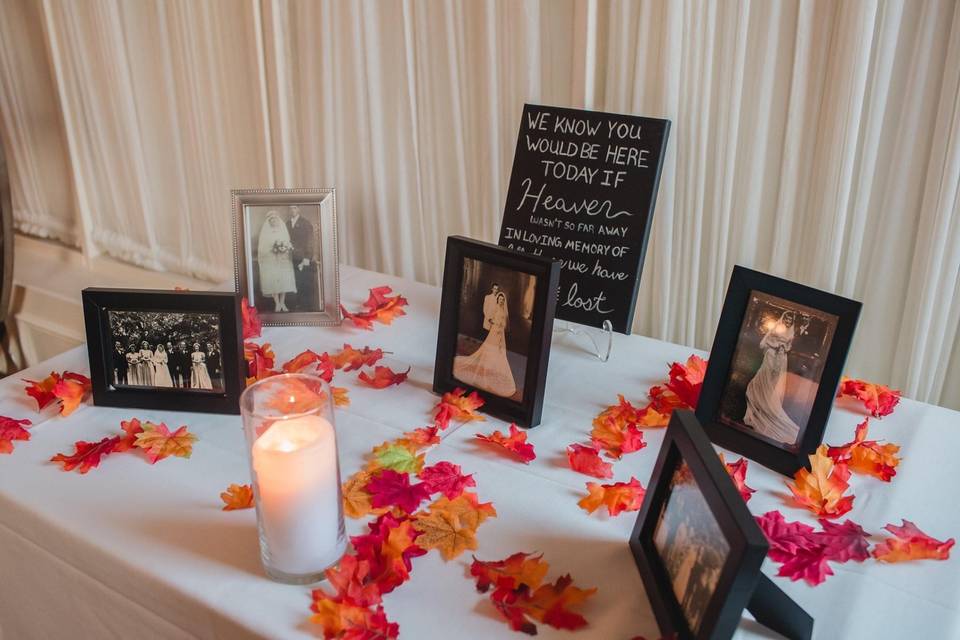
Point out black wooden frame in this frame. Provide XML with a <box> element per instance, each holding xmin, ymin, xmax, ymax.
<box><xmin>433</xmin><ymin>236</ymin><xmax>560</xmax><ymax>428</ymax></box>
<box><xmin>696</xmin><ymin>266</ymin><xmax>861</xmax><ymax>475</ymax></box>
<box><xmin>82</xmin><ymin>288</ymin><xmax>244</xmax><ymax>415</ymax></box>
<box><xmin>629</xmin><ymin>410</ymin><xmax>770</xmax><ymax>640</ymax></box>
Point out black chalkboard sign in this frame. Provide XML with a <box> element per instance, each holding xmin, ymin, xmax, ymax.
<box><xmin>498</xmin><ymin>104</ymin><xmax>670</xmax><ymax>334</ymax></box>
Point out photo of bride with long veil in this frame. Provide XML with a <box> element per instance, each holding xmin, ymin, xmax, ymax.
<box><xmin>718</xmin><ymin>291</ymin><xmax>838</xmax><ymax>449</ymax></box>
<box><xmin>256</xmin><ymin>210</ymin><xmax>297</xmax><ymax>312</ymax></box>
<box><xmin>454</xmin><ymin>289</ymin><xmax>517</xmax><ymax>398</ymax></box>
<box><xmin>450</xmin><ymin>257</ymin><xmax>537</xmax><ymax>402</ymax></box>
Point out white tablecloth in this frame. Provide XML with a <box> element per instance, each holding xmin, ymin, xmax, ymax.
<box><xmin>1</xmin><ymin>265</ymin><xmax>958</xmax><ymax>640</ymax></box>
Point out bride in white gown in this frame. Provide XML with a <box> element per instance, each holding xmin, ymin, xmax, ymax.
<box><xmin>257</xmin><ymin>210</ymin><xmax>297</xmax><ymax>312</ymax></box>
<box><xmin>453</xmin><ymin>291</ymin><xmax>517</xmax><ymax>398</ymax></box>
<box><xmin>743</xmin><ymin>311</ymin><xmax>801</xmax><ymax>445</ymax></box>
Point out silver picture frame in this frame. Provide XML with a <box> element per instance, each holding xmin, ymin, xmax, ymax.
<box><xmin>231</xmin><ymin>188</ymin><xmax>341</xmax><ymax>326</ymax></box>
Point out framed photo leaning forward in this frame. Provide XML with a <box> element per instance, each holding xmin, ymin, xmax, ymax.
<box><xmin>696</xmin><ymin>266</ymin><xmax>861</xmax><ymax>476</ymax></box>
<box><xmin>433</xmin><ymin>236</ymin><xmax>560</xmax><ymax>428</ymax></box>
<box><xmin>630</xmin><ymin>410</ymin><xmax>812</xmax><ymax>640</ymax></box>
<box><xmin>232</xmin><ymin>188</ymin><xmax>340</xmax><ymax>326</ymax></box>
<box><xmin>82</xmin><ymin>289</ymin><xmax>245</xmax><ymax>414</ymax></box>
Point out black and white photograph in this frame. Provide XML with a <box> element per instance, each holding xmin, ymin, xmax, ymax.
<box><xmin>232</xmin><ymin>188</ymin><xmax>341</xmax><ymax>326</ymax></box>
<box><xmin>107</xmin><ymin>310</ymin><xmax>224</xmax><ymax>393</ymax></box>
<box><xmin>453</xmin><ymin>257</ymin><xmax>537</xmax><ymax>402</ymax></box>
<box><xmin>82</xmin><ymin>289</ymin><xmax>245</xmax><ymax>415</ymax></box>
<box><xmin>434</xmin><ymin>236</ymin><xmax>560</xmax><ymax>428</ymax></box>
<box><xmin>717</xmin><ymin>291</ymin><xmax>838</xmax><ymax>450</ymax></box>
<box><xmin>652</xmin><ymin>460</ymin><xmax>730</xmax><ymax>636</ymax></box>
<box><xmin>697</xmin><ymin>266</ymin><xmax>861</xmax><ymax>476</ymax></box>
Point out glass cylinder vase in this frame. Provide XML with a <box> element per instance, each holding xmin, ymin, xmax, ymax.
<box><xmin>240</xmin><ymin>373</ymin><xmax>346</xmax><ymax>584</ymax></box>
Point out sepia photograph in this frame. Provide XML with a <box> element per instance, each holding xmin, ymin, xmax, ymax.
<box><xmin>452</xmin><ymin>256</ymin><xmax>537</xmax><ymax>402</ymax></box>
<box><xmin>717</xmin><ymin>290</ymin><xmax>839</xmax><ymax>450</ymax></box>
<box><xmin>107</xmin><ymin>310</ymin><xmax>225</xmax><ymax>393</ymax></box>
<box><xmin>652</xmin><ymin>460</ymin><xmax>730</xmax><ymax>637</ymax></box>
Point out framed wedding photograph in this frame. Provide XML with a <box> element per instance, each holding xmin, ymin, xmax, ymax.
<box><xmin>696</xmin><ymin>266</ymin><xmax>861</xmax><ymax>476</ymax></box>
<box><xmin>82</xmin><ymin>289</ymin><xmax>245</xmax><ymax>414</ymax></box>
<box><xmin>433</xmin><ymin>236</ymin><xmax>560</xmax><ymax>428</ymax></box>
<box><xmin>232</xmin><ymin>188</ymin><xmax>340</xmax><ymax>326</ymax></box>
<box><xmin>629</xmin><ymin>410</ymin><xmax>805</xmax><ymax>640</ymax></box>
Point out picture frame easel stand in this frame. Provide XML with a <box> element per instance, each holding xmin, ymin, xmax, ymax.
<box><xmin>746</xmin><ymin>574</ymin><xmax>814</xmax><ymax>640</ymax></box>
<box><xmin>552</xmin><ymin>319</ymin><xmax>613</xmax><ymax>362</ymax></box>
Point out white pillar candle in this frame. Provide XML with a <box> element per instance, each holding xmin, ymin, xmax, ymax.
<box><xmin>251</xmin><ymin>415</ymin><xmax>341</xmax><ymax>576</ymax></box>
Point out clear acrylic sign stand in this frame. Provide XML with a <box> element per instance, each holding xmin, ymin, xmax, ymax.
<box><xmin>553</xmin><ymin>319</ymin><xmax>614</xmax><ymax>362</ymax></box>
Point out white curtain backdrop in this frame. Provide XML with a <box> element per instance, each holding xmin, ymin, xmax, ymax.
<box><xmin>1</xmin><ymin>0</ymin><xmax>958</xmax><ymax>409</ymax></box>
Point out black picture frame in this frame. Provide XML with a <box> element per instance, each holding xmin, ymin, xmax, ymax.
<box><xmin>630</xmin><ymin>410</ymin><xmax>812</xmax><ymax>640</ymax></box>
<box><xmin>696</xmin><ymin>266</ymin><xmax>861</xmax><ymax>476</ymax></box>
<box><xmin>433</xmin><ymin>236</ymin><xmax>560</xmax><ymax>428</ymax></box>
<box><xmin>82</xmin><ymin>288</ymin><xmax>245</xmax><ymax>415</ymax></box>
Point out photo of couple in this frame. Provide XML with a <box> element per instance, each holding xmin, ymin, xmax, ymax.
<box><xmin>249</xmin><ymin>204</ymin><xmax>321</xmax><ymax>314</ymax></box>
<box><xmin>107</xmin><ymin>310</ymin><xmax>225</xmax><ymax>393</ymax></box>
<box><xmin>453</xmin><ymin>257</ymin><xmax>537</xmax><ymax>402</ymax></box>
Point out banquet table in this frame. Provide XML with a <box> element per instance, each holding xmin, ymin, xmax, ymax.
<box><xmin>1</xmin><ymin>265</ymin><xmax>958</xmax><ymax>640</ymax></box>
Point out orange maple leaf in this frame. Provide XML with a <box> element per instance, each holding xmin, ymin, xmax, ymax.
<box><xmin>826</xmin><ymin>418</ymin><xmax>900</xmax><ymax>481</ymax></box>
<box><xmin>263</xmin><ymin>376</ymin><xmax>328</xmax><ymax>414</ymax></box>
<box><xmin>358</xmin><ymin>366</ymin><xmax>410</xmax><ymax>389</ymax></box>
<box><xmin>330</xmin><ymin>344</ymin><xmax>386</xmax><ymax>371</ymax></box>
<box><xmin>433</xmin><ymin>387</ymin><xmax>485</xmax><ymax>429</ymax></box>
<box><xmin>50</xmin><ymin>435</ymin><xmax>121</xmax><ymax>474</ymax></box>
<box><xmin>519</xmin><ymin>574</ymin><xmax>597</xmax><ymax>631</ymax></box>
<box><xmin>24</xmin><ymin>372</ymin><xmax>60</xmax><ymax>410</ymax></box>
<box><xmin>53</xmin><ymin>372</ymin><xmax>92</xmax><ymax>416</ymax></box>
<box><xmin>476</xmin><ymin>424</ymin><xmax>536</xmax><ymax>463</ymax></box>
<box><xmin>836</xmin><ymin>376</ymin><xmax>901</xmax><ymax>418</ymax></box>
<box><xmin>281</xmin><ymin>349</ymin><xmax>324</xmax><ymax>373</ymax></box>
<box><xmin>341</xmin><ymin>286</ymin><xmax>409</xmax><ymax>330</ymax></box>
<box><xmin>470</xmin><ymin>552</ymin><xmax>549</xmax><ymax>593</ymax></box>
<box><xmin>133</xmin><ymin>422</ymin><xmax>197</xmax><ymax>463</ymax></box>
<box><xmin>114</xmin><ymin>418</ymin><xmax>145</xmax><ymax>452</ymax></box>
<box><xmin>332</xmin><ymin>386</ymin><xmax>350</xmax><ymax>407</ymax></box>
<box><xmin>786</xmin><ymin>445</ymin><xmax>855</xmax><ymax>518</ymax></box>
<box><xmin>343</xmin><ymin>470</ymin><xmax>389</xmax><ymax>519</ymax></box>
<box><xmin>244</xmin><ymin>341</ymin><xmax>278</xmax><ymax>386</ymax></box>
<box><xmin>578</xmin><ymin>477</ymin><xmax>646</xmax><ymax>516</ymax></box>
<box><xmin>309</xmin><ymin>595</ymin><xmax>398</xmax><ymax>639</ymax></box>
<box><xmin>590</xmin><ymin>397</ymin><xmax>650</xmax><ymax>459</ymax></box>
<box><xmin>220</xmin><ymin>483</ymin><xmax>254</xmax><ymax>510</ymax></box>
<box><xmin>241</xmin><ymin>297</ymin><xmax>262</xmax><ymax>339</ymax></box>
<box><xmin>0</xmin><ymin>416</ymin><xmax>32</xmax><ymax>454</ymax></box>
<box><xmin>872</xmin><ymin>520</ymin><xmax>955</xmax><ymax>563</ymax></box>
<box><xmin>412</xmin><ymin>509</ymin><xmax>478</xmax><ymax>560</ymax></box>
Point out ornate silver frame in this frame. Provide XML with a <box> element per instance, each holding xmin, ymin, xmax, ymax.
<box><xmin>231</xmin><ymin>188</ymin><xmax>341</xmax><ymax>326</ymax></box>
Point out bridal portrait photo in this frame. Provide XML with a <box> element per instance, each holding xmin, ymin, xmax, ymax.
<box><xmin>717</xmin><ymin>291</ymin><xmax>839</xmax><ymax>450</ymax></box>
<box><xmin>106</xmin><ymin>310</ymin><xmax>225</xmax><ymax>393</ymax></box>
<box><xmin>244</xmin><ymin>204</ymin><xmax>322</xmax><ymax>315</ymax></box>
<box><xmin>452</xmin><ymin>257</ymin><xmax>537</xmax><ymax>402</ymax></box>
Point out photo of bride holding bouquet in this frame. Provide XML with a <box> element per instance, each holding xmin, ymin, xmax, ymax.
<box><xmin>256</xmin><ymin>210</ymin><xmax>297</xmax><ymax>312</ymax></box>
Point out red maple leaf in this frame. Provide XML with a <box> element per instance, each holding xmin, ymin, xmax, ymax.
<box><xmin>417</xmin><ymin>461</ymin><xmax>476</xmax><ymax>499</ymax></box>
<box><xmin>475</xmin><ymin>424</ymin><xmax>536</xmax><ymax>463</ymax></box>
<box><xmin>350</xmin><ymin>513</ymin><xmax>427</xmax><ymax>593</ymax></box>
<box><xmin>341</xmin><ymin>286</ymin><xmax>409</xmax><ymax>330</ymax></box>
<box><xmin>241</xmin><ymin>297</ymin><xmax>262</xmax><ymax>339</ymax></box>
<box><xmin>836</xmin><ymin>377</ymin><xmax>901</xmax><ymax>418</ymax></box>
<box><xmin>873</xmin><ymin>520</ymin><xmax>955</xmax><ymax>563</ymax></box>
<box><xmin>366</xmin><ymin>469</ymin><xmax>431</xmax><ymax>514</ymax></box>
<box><xmin>720</xmin><ymin>454</ymin><xmax>755</xmax><ymax>502</ymax></box>
<box><xmin>24</xmin><ymin>372</ymin><xmax>60</xmax><ymax>410</ymax></box>
<box><xmin>358</xmin><ymin>366</ymin><xmax>410</xmax><ymax>389</ymax></box>
<box><xmin>0</xmin><ymin>416</ymin><xmax>32</xmax><ymax>454</ymax></box>
<box><xmin>566</xmin><ymin>443</ymin><xmax>613</xmax><ymax>479</ymax></box>
<box><xmin>50</xmin><ymin>435</ymin><xmax>122</xmax><ymax>474</ymax></box>
<box><xmin>826</xmin><ymin>418</ymin><xmax>900</xmax><ymax>481</ymax></box>
<box><xmin>433</xmin><ymin>387</ymin><xmax>485</xmax><ymax>429</ymax></box>
<box><xmin>115</xmin><ymin>417</ymin><xmax>145</xmax><ymax>452</ymax></box>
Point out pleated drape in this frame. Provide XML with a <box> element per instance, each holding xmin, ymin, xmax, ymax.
<box><xmin>0</xmin><ymin>0</ymin><xmax>958</xmax><ymax>408</ymax></box>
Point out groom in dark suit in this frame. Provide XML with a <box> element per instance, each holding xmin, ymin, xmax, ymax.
<box><xmin>287</xmin><ymin>205</ymin><xmax>318</xmax><ymax>311</ymax></box>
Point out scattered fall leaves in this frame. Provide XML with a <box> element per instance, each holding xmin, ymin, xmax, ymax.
<box><xmin>591</xmin><ymin>397</ymin><xmax>649</xmax><ymax>459</ymax></box>
<box><xmin>341</xmin><ymin>286</ymin><xmax>409</xmax><ymax>330</ymax></box>
<box><xmin>330</xmin><ymin>344</ymin><xmax>386</xmax><ymax>371</ymax></box>
<box><xmin>786</xmin><ymin>445</ymin><xmax>855</xmax><ymax>518</ymax></box>
<box><xmin>0</xmin><ymin>416</ymin><xmax>31</xmax><ymax>454</ymax></box>
<box><xmin>566</xmin><ymin>443</ymin><xmax>614</xmax><ymax>479</ymax></box>
<box><xmin>578</xmin><ymin>477</ymin><xmax>646</xmax><ymax>516</ymax></box>
<box><xmin>220</xmin><ymin>484</ymin><xmax>254</xmax><ymax>511</ymax></box>
<box><xmin>872</xmin><ymin>520</ymin><xmax>955</xmax><ymax>563</ymax></box>
<box><xmin>470</xmin><ymin>552</ymin><xmax>595</xmax><ymax>635</ymax></box>
<box><xmin>837</xmin><ymin>377</ymin><xmax>901</xmax><ymax>418</ymax></box>
<box><xmin>434</xmin><ymin>387</ymin><xmax>485</xmax><ymax>429</ymax></box>
<box><xmin>24</xmin><ymin>371</ymin><xmax>91</xmax><ymax>416</ymax></box>
<box><xmin>133</xmin><ymin>422</ymin><xmax>197</xmax><ymax>463</ymax></box>
<box><xmin>358</xmin><ymin>366</ymin><xmax>410</xmax><ymax>389</ymax></box>
<box><xmin>826</xmin><ymin>418</ymin><xmax>900</xmax><ymax>481</ymax></box>
<box><xmin>475</xmin><ymin>424</ymin><xmax>536</xmax><ymax>463</ymax></box>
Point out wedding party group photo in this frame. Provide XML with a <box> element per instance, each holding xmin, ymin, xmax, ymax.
<box><xmin>107</xmin><ymin>310</ymin><xmax>225</xmax><ymax>392</ymax></box>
